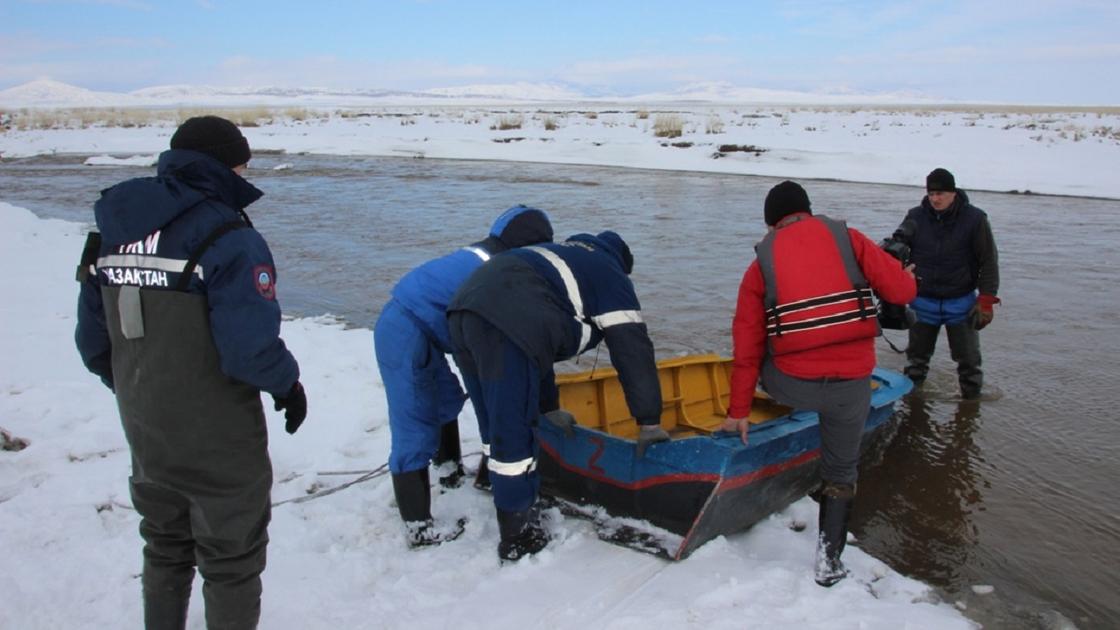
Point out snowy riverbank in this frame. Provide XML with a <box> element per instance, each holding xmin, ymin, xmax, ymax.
<box><xmin>2</xmin><ymin>103</ymin><xmax>1119</xmax><ymax>199</ymax></box>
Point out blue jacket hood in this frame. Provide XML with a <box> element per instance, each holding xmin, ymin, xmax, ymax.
<box><xmin>94</xmin><ymin>149</ymin><xmax>263</xmax><ymax>245</ymax></box>
<box><xmin>567</xmin><ymin>231</ymin><xmax>634</xmax><ymax>274</ymax></box>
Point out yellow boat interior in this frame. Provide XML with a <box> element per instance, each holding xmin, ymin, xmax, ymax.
<box><xmin>555</xmin><ymin>353</ymin><xmax>793</xmax><ymax>440</ymax></box>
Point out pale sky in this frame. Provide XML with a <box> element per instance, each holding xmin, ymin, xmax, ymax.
<box><xmin>3</xmin><ymin>0</ymin><xmax>1118</xmax><ymax>104</ymax></box>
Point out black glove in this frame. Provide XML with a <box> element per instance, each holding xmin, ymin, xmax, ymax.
<box><xmin>636</xmin><ymin>424</ymin><xmax>670</xmax><ymax>458</ymax></box>
<box><xmin>543</xmin><ymin>409</ymin><xmax>577</xmax><ymax>437</ymax></box>
<box><xmin>272</xmin><ymin>381</ymin><xmax>307</xmax><ymax>434</ymax></box>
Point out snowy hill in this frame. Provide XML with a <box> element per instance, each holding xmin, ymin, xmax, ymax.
<box><xmin>629</xmin><ymin>81</ymin><xmax>938</xmax><ymax>105</ymax></box>
<box><xmin>1</xmin><ymin>78</ymin><xmax>943</xmax><ymax>109</ymax></box>
<box><xmin>424</xmin><ymin>82</ymin><xmax>588</xmax><ymax>101</ymax></box>
<box><xmin>129</xmin><ymin>84</ymin><xmax>436</xmax><ymax>102</ymax></box>
<box><xmin>0</xmin><ymin>78</ymin><xmax>140</xmax><ymax>108</ymax></box>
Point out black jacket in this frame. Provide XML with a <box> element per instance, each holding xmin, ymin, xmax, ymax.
<box><xmin>448</xmin><ymin>234</ymin><xmax>662</xmax><ymax>426</ymax></box>
<box><xmin>891</xmin><ymin>190</ymin><xmax>999</xmax><ymax>299</ymax></box>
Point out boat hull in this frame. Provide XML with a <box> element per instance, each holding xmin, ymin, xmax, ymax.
<box><xmin>537</xmin><ymin>367</ymin><xmax>911</xmax><ymax>559</ymax></box>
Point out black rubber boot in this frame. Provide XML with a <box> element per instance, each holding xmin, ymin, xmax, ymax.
<box><xmin>433</xmin><ymin>420</ymin><xmax>466</xmax><ymax>488</ymax></box>
<box><xmin>392</xmin><ymin>468</ymin><xmax>465</xmax><ymax>549</ymax></box>
<box><xmin>474</xmin><ymin>453</ymin><xmax>492</xmax><ymax>491</ymax></box>
<box><xmin>814</xmin><ymin>483</ymin><xmax>855</xmax><ymax>587</ymax></box>
<box><xmin>905</xmin><ymin>322</ymin><xmax>939</xmax><ymax>386</ymax></box>
<box><xmin>946</xmin><ymin>321</ymin><xmax>983</xmax><ymax>399</ymax></box>
<box><xmin>496</xmin><ymin>505</ymin><xmax>549</xmax><ymax>562</ymax></box>
<box><xmin>142</xmin><ymin>582</ymin><xmax>191</xmax><ymax>630</ymax></box>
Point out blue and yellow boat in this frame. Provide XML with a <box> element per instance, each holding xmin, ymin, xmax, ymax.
<box><xmin>538</xmin><ymin>354</ymin><xmax>912</xmax><ymax>559</ymax></box>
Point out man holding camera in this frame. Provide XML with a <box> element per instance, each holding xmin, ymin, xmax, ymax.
<box><xmin>887</xmin><ymin>168</ymin><xmax>1000</xmax><ymax>399</ymax></box>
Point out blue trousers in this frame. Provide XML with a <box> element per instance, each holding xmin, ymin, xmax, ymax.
<box><xmin>374</xmin><ymin>299</ymin><xmax>467</xmax><ymax>474</ymax></box>
<box><xmin>448</xmin><ymin>311</ymin><xmax>542</xmax><ymax>513</ymax></box>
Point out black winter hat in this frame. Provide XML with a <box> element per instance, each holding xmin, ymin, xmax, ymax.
<box><xmin>596</xmin><ymin>230</ymin><xmax>634</xmax><ymax>275</ymax></box>
<box><xmin>926</xmin><ymin>168</ymin><xmax>956</xmax><ymax>192</ymax></box>
<box><xmin>764</xmin><ymin>180</ymin><xmax>811</xmax><ymax>226</ymax></box>
<box><xmin>489</xmin><ymin>205</ymin><xmax>553</xmax><ymax>248</ymax></box>
<box><xmin>170</xmin><ymin>115</ymin><xmax>252</xmax><ymax>168</ymax></box>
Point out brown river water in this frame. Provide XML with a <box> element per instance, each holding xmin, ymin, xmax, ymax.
<box><xmin>2</xmin><ymin>153</ymin><xmax>1118</xmax><ymax>629</ymax></box>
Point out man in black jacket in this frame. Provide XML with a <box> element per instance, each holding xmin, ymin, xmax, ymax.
<box><xmin>447</xmin><ymin>231</ymin><xmax>668</xmax><ymax>562</ymax></box>
<box><xmin>76</xmin><ymin>116</ymin><xmax>306</xmax><ymax>630</ymax></box>
<box><xmin>889</xmin><ymin>168</ymin><xmax>1000</xmax><ymax>399</ymax></box>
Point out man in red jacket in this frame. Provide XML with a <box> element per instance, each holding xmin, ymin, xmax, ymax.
<box><xmin>722</xmin><ymin>181</ymin><xmax>916</xmax><ymax>587</ymax></box>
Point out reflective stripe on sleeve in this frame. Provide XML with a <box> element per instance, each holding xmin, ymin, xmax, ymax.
<box><xmin>591</xmin><ymin>309</ymin><xmax>643</xmax><ymax>329</ymax></box>
<box><xmin>97</xmin><ymin>254</ymin><xmax>204</xmax><ymax>280</ymax></box>
<box><xmin>463</xmin><ymin>246</ymin><xmax>491</xmax><ymax>262</ymax></box>
<box><xmin>487</xmin><ymin>456</ymin><xmax>537</xmax><ymax>477</ymax></box>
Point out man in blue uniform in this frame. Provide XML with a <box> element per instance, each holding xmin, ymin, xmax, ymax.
<box><xmin>447</xmin><ymin>231</ymin><xmax>669</xmax><ymax>561</ymax></box>
<box><xmin>75</xmin><ymin>116</ymin><xmax>305</xmax><ymax>630</ymax></box>
<box><xmin>889</xmin><ymin>168</ymin><xmax>1000</xmax><ymax>399</ymax></box>
<box><xmin>374</xmin><ymin>205</ymin><xmax>553</xmax><ymax>548</ymax></box>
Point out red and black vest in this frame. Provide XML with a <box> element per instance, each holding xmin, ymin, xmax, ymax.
<box><xmin>755</xmin><ymin>214</ymin><xmax>879</xmax><ymax>356</ymax></box>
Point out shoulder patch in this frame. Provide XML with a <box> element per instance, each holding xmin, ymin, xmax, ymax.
<box><xmin>253</xmin><ymin>264</ymin><xmax>277</xmax><ymax>300</ymax></box>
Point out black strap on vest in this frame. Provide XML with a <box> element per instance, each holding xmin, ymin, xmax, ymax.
<box><xmin>755</xmin><ymin>215</ymin><xmax>873</xmax><ymax>337</ymax></box>
<box><xmin>175</xmin><ymin>221</ymin><xmax>247</xmax><ymax>291</ymax></box>
<box><xmin>766</xmin><ymin>287</ymin><xmax>876</xmax><ymax>318</ymax></box>
<box><xmin>75</xmin><ymin>231</ymin><xmax>102</xmax><ymax>282</ymax></box>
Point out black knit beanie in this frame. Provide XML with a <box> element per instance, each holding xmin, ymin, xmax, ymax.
<box><xmin>764</xmin><ymin>180</ymin><xmax>811</xmax><ymax>226</ymax></box>
<box><xmin>170</xmin><ymin>115</ymin><xmax>252</xmax><ymax>168</ymax></box>
<box><xmin>926</xmin><ymin>168</ymin><xmax>956</xmax><ymax>192</ymax></box>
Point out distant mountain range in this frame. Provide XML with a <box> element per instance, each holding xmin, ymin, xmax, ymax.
<box><xmin>0</xmin><ymin>78</ymin><xmax>939</xmax><ymax>108</ymax></box>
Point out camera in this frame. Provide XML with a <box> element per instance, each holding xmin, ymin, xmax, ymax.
<box><xmin>876</xmin><ymin>239</ymin><xmax>916</xmax><ymax>330</ymax></box>
<box><xmin>881</xmin><ymin>239</ymin><xmax>910</xmax><ymax>263</ymax></box>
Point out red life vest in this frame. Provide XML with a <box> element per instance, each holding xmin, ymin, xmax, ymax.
<box><xmin>755</xmin><ymin>214</ymin><xmax>879</xmax><ymax>356</ymax></box>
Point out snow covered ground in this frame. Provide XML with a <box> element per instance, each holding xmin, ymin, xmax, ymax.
<box><xmin>2</xmin><ymin>79</ymin><xmax>1119</xmax><ymax>199</ymax></box>
<box><xmin>0</xmin><ymin>201</ymin><xmax>976</xmax><ymax>629</ymax></box>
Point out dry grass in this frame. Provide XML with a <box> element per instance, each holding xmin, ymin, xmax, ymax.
<box><xmin>652</xmin><ymin>114</ymin><xmax>684</xmax><ymax>138</ymax></box>
<box><xmin>6</xmin><ymin>106</ymin><xmax>331</xmax><ymax>130</ymax></box>
<box><xmin>283</xmin><ymin>107</ymin><xmax>312</xmax><ymax>122</ymax></box>
<box><xmin>491</xmin><ymin>114</ymin><xmax>524</xmax><ymax>130</ymax></box>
